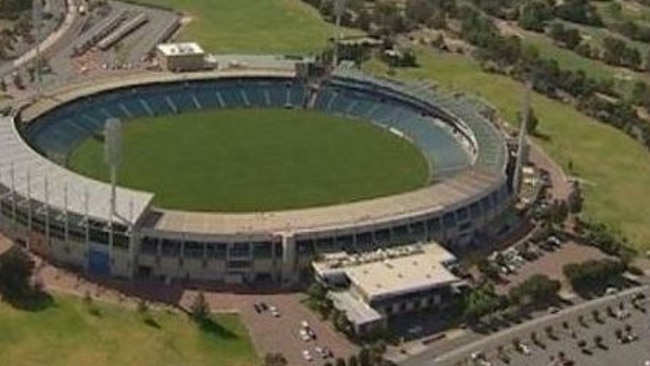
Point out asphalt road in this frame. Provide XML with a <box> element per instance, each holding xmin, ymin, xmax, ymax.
<box><xmin>396</xmin><ymin>286</ymin><xmax>650</xmax><ymax>366</ymax></box>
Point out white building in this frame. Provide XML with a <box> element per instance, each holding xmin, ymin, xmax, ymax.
<box><xmin>156</xmin><ymin>43</ymin><xmax>206</xmax><ymax>72</ymax></box>
<box><xmin>313</xmin><ymin>243</ymin><xmax>466</xmax><ymax>335</ymax></box>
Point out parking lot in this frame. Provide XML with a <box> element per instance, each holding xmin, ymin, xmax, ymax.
<box><xmin>486</xmin><ymin>238</ymin><xmax>611</xmax><ymax>295</ymax></box>
<box><xmin>448</xmin><ymin>291</ymin><xmax>650</xmax><ymax>366</ymax></box>
<box><xmin>180</xmin><ymin>291</ymin><xmax>358</xmax><ymax>366</ymax></box>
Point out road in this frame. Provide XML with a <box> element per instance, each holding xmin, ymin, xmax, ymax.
<box><xmin>395</xmin><ymin>286</ymin><xmax>649</xmax><ymax>366</ymax></box>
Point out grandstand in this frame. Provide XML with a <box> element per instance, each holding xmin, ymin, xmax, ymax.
<box><xmin>0</xmin><ymin>59</ymin><xmax>511</xmax><ymax>284</ymax></box>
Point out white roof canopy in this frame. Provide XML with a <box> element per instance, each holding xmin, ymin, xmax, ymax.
<box><xmin>0</xmin><ymin>117</ymin><xmax>153</xmax><ymax>225</ymax></box>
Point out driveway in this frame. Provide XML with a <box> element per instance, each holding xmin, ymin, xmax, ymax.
<box><xmin>182</xmin><ymin>291</ymin><xmax>358</xmax><ymax>366</ymax></box>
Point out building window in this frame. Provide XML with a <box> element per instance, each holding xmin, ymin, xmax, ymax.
<box><xmin>442</xmin><ymin>212</ymin><xmax>456</xmax><ymax>228</ymax></box>
<box><xmin>426</xmin><ymin>217</ymin><xmax>441</xmax><ymax>233</ymax></box>
<box><xmin>456</xmin><ymin>207</ymin><xmax>469</xmax><ymax>222</ymax></box>
<box><xmin>252</xmin><ymin>241</ymin><xmax>273</xmax><ymax>259</ymax></box>
<box><xmin>184</xmin><ymin>241</ymin><xmax>204</xmax><ymax>258</ymax></box>
<box><xmin>228</xmin><ymin>260</ymin><xmax>250</xmax><ymax>269</ymax></box>
<box><xmin>230</xmin><ymin>242</ymin><xmax>250</xmax><ymax>258</ymax></box>
<box><xmin>140</xmin><ymin>237</ymin><xmax>158</xmax><ymax>254</ymax></box>
<box><xmin>161</xmin><ymin>239</ymin><xmax>181</xmax><ymax>257</ymax></box>
<box><xmin>335</xmin><ymin>235</ymin><xmax>354</xmax><ymax>251</ymax></box>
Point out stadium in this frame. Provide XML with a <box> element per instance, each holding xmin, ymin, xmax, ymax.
<box><xmin>0</xmin><ymin>57</ymin><xmax>512</xmax><ymax>285</ymax></box>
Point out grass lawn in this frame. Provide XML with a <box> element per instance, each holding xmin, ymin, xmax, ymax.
<box><xmin>514</xmin><ymin>25</ymin><xmax>639</xmax><ymax>96</ymax></box>
<box><xmin>0</xmin><ymin>296</ymin><xmax>257</xmax><ymax>366</ymax></box>
<box><xmin>364</xmin><ymin>49</ymin><xmax>650</xmax><ymax>249</ymax></box>
<box><xmin>132</xmin><ymin>0</ymin><xmax>360</xmax><ymax>54</ymax></box>
<box><xmin>596</xmin><ymin>0</ymin><xmax>650</xmax><ymax>26</ymax></box>
<box><xmin>68</xmin><ymin>108</ymin><xmax>429</xmax><ymax>212</ymax></box>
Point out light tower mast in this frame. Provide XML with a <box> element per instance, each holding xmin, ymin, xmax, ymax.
<box><xmin>104</xmin><ymin>118</ymin><xmax>122</xmax><ymax>257</ymax></box>
<box><xmin>32</xmin><ymin>0</ymin><xmax>43</xmax><ymax>96</ymax></box>
<box><xmin>105</xmin><ymin>118</ymin><xmax>122</xmax><ymax>221</ymax></box>
<box><xmin>332</xmin><ymin>0</ymin><xmax>347</xmax><ymax>66</ymax></box>
<box><xmin>513</xmin><ymin>78</ymin><xmax>532</xmax><ymax>193</ymax></box>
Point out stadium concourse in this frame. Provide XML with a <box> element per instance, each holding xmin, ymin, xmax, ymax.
<box><xmin>0</xmin><ymin>56</ymin><xmax>512</xmax><ymax>300</ymax></box>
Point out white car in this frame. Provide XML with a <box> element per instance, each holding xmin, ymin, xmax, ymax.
<box><xmin>299</xmin><ymin>329</ymin><xmax>311</xmax><ymax>342</ymax></box>
<box><xmin>302</xmin><ymin>350</ymin><xmax>313</xmax><ymax>362</ymax></box>
<box><xmin>269</xmin><ymin>306</ymin><xmax>280</xmax><ymax>317</ymax></box>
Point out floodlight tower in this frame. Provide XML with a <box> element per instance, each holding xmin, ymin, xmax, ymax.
<box><xmin>104</xmin><ymin>118</ymin><xmax>122</xmax><ymax>254</ymax></box>
<box><xmin>513</xmin><ymin>78</ymin><xmax>532</xmax><ymax>194</ymax></box>
<box><xmin>332</xmin><ymin>0</ymin><xmax>347</xmax><ymax>66</ymax></box>
<box><xmin>32</xmin><ymin>0</ymin><xmax>43</xmax><ymax>96</ymax></box>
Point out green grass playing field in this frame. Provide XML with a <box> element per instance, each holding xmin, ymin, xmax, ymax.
<box><xmin>68</xmin><ymin>108</ymin><xmax>429</xmax><ymax>212</ymax></box>
<box><xmin>0</xmin><ymin>296</ymin><xmax>257</xmax><ymax>366</ymax></box>
<box><xmin>133</xmin><ymin>0</ymin><xmax>360</xmax><ymax>54</ymax></box>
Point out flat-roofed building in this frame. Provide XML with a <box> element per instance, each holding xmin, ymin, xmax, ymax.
<box><xmin>313</xmin><ymin>242</ymin><xmax>466</xmax><ymax>335</ymax></box>
<box><xmin>156</xmin><ymin>42</ymin><xmax>206</xmax><ymax>72</ymax></box>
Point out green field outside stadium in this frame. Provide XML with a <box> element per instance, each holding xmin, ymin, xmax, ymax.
<box><xmin>0</xmin><ymin>295</ymin><xmax>257</xmax><ymax>366</ymax></box>
<box><xmin>68</xmin><ymin>108</ymin><xmax>430</xmax><ymax>212</ymax></box>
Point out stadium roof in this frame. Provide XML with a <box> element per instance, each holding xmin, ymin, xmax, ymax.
<box><xmin>13</xmin><ymin>67</ymin><xmax>508</xmax><ymax>234</ymax></box>
<box><xmin>147</xmin><ymin>168</ymin><xmax>502</xmax><ymax>236</ymax></box>
<box><xmin>0</xmin><ymin>117</ymin><xmax>153</xmax><ymax>225</ymax></box>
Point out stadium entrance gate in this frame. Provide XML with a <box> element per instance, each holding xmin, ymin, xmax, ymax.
<box><xmin>88</xmin><ymin>244</ymin><xmax>111</xmax><ymax>276</ymax></box>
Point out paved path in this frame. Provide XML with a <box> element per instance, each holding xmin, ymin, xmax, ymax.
<box><xmin>529</xmin><ymin>141</ymin><xmax>573</xmax><ymax>202</ymax></box>
<box><xmin>10</xmin><ymin>0</ymin><xmax>78</xmax><ymax>71</ymax></box>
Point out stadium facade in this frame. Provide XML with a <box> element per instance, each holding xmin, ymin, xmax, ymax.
<box><xmin>0</xmin><ymin>59</ymin><xmax>512</xmax><ymax>284</ymax></box>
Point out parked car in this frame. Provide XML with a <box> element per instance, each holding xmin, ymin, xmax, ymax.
<box><xmin>269</xmin><ymin>306</ymin><xmax>280</xmax><ymax>317</ymax></box>
<box><xmin>299</xmin><ymin>329</ymin><xmax>311</xmax><ymax>342</ymax></box>
<box><xmin>302</xmin><ymin>350</ymin><xmax>313</xmax><ymax>362</ymax></box>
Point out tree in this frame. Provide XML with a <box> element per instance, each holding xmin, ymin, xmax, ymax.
<box><xmin>463</xmin><ymin>284</ymin><xmax>503</xmax><ymax>323</ymax></box>
<box><xmin>508</xmin><ymin>274</ymin><xmax>561</xmax><ymax>308</ymax></box>
<box><xmin>549</xmin><ymin>22</ymin><xmax>566</xmax><ymax>43</ymax></box>
<box><xmin>335</xmin><ymin>357</ymin><xmax>347</xmax><ymax>366</ymax></box>
<box><xmin>0</xmin><ymin>248</ymin><xmax>34</xmax><ymax>300</ymax></box>
<box><xmin>563</xmin><ymin>259</ymin><xmax>626</xmax><ymax>295</ymax></box>
<box><xmin>644</xmin><ymin>49</ymin><xmax>650</xmax><ymax>72</ymax></box>
<box><xmin>477</xmin><ymin>258</ymin><xmax>500</xmax><ymax>280</ymax></box>
<box><xmin>190</xmin><ymin>291</ymin><xmax>210</xmax><ymax>321</ymax></box>
<box><xmin>555</xmin><ymin>0</ymin><xmax>603</xmax><ymax>26</ymax></box>
<box><xmin>358</xmin><ymin>347</ymin><xmax>371</xmax><ymax>366</ymax></box>
<box><xmin>594</xmin><ymin>334</ymin><xmax>604</xmax><ymax>346</ymax></box>
<box><xmin>348</xmin><ymin>354</ymin><xmax>358</xmax><ymax>366</ymax></box>
<box><xmin>592</xmin><ymin>309</ymin><xmax>602</xmax><ymax>322</ymax></box>
<box><xmin>405</xmin><ymin>0</ymin><xmax>435</xmax><ymax>25</ymax></box>
<box><xmin>517</xmin><ymin>107</ymin><xmax>540</xmax><ymax>135</ymax></box>
<box><xmin>622</xmin><ymin>47</ymin><xmax>642</xmax><ymax>70</ymax></box>
<box><xmin>545</xmin><ymin>325</ymin><xmax>555</xmax><ymax>339</ymax></box>
<box><xmin>602</xmin><ymin>36</ymin><xmax>627</xmax><ymax>66</ymax></box>
<box><xmin>518</xmin><ymin>2</ymin><xmax>553</xmax><ymax>32</ymax></box>
<box><xmin>547</xmin><ymin>23</ymin><xmax>581</xmax><ymax>49</ymax></box>
<box><xmin>333</xmin><ymin>309</ymin><xmax>352</xmax><ymax>334</ymax></box>
<box><xmin>307</xmin><ymin>282</ymin><xmax>327</xmax><ymax>301</ymax></box>
<box><xmin>264</xmin><ymin>353</ymin><xmax>288</xmax><ymax>366</ymax></box>
<box><xmin>563</xmin><ymin>29</ymin><xmax>583</xmax><ymax>50</ymax></box>
<box><xmin>575</xmin><ymin>42</ymin><xmax>592</xmax><ymax>58</ymax></box>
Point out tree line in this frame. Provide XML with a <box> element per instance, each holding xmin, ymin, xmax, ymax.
<box><xmin>0</xmin><ymin>0</ymin><xmax>30</xmax><ymax>20</ymax></box>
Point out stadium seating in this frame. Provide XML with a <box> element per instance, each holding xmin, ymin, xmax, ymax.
<box><xmin>25</xmin><ymin>76</ymin><xmax>479</xmax><ymax>180</ymax></box>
